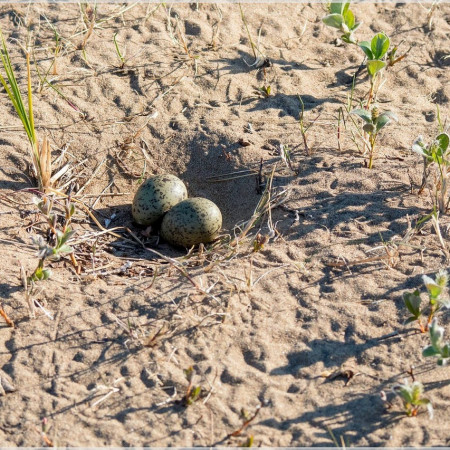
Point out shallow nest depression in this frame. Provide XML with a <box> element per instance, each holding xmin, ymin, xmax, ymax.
<box><xmin>0</xmin><ymin>2</ymin><xmax>449</xmax><ymax>447</ymax></box>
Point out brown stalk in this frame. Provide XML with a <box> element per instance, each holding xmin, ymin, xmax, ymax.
<box><xmin>0</xmin><ymin>304</ymin><xmax>14</xmax><ymax>327</ymax></box>
<box><xmin>229</xmin><ymin>403</ymin><xmax>262</xmax><ymax>437</ymax></box>
<box><xmin>79</xmin><ymin>5</ymin><xmax>95</xmax><ymax>50</ymax></box>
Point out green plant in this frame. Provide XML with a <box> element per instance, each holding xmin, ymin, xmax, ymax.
<box><xmin>239</xmin><ymin>3</ymin><xmax>266</xmax><ymax>66</ymax></box>
<box><xmin>351</xmin><ymin>105</ymin><xmax>397</xmax><ymax>168</ymax></box>
<box><xmin>113</xmin><ymin>32</ymin><xmax>126</xmax><ymax>69</ymax></box>
<box><xmin>180</xmin><ymin>367</ymin><xmax>202</xmax><ymax>406</ymax></box>
<box><xmin>422</xmin><ymin>318</ymin><xmax>450</xmax><ymax>366</ymax></box>
<box><xmin>112</xmin><ymin>32</ymin><xmax>145</xmax><ymax>71</ymax></box>
<box><xmin>255</xmin><ymin>85</ymin><xmax>271</xmax><ymax>98</ymax></box>
<box><xmin>412</xmin><ymin>132</ymin><xmax>450</xmax><ymax>212</ymax></box>
<box><xmin>21</xmin><ymin>195</ymin><xmax>76</xmax><ymax>318</ymax></box>
<box><xmin>358</xmin><ymin>32</ymin><xmax>390</xmax><ymax>106</ymax></box>
<box><xmin>0</xmin><ymin>29</ymin><xmax>51</xmax><ymax>192</ymax></box>
<box><xmin>298</xmin><ymin>95</ymin><xmax>321</xmax><ymax>156</ymax></box>
<box><xmin>229</xmin><ymin>404</ymin><xmax>262</xmax><ymax>438</ymax></box>
<box><xmin>322</xmin><ymin>2</ymin><xmax>361</xmax><ymax>44</ymax></box>
<box><xmin>403</xmin><ymin>270</ymin><xmax>450</xmax><ymax>333</ymax></box>
<box><xmin>392</xmin><ymin>379</ymin><xmax>433</xmax><ymax>418</ymax></box>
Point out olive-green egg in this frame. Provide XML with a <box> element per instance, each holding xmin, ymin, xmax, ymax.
<box><xmin>132</xmin><ymin>175</ymin><xmax>188</xmax><ymax>226</ymax></box>
<box><xmin>160</xmin><ymin>198</ymin><xmax>222</xmax><ymax>247</ymax></box>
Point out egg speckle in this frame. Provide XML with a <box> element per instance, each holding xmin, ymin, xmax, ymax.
<box><xmin>161</xmin><ymin>198</ymin><xmax>222</xmax><ymax>247</ymax></box>
<box><xmin>132</xmin><ymin>175</ymin><xmax>188</xmax><ymax>226</ymax></box>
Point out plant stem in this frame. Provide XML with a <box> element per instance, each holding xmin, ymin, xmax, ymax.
<box><xmin>368</xmin><ymin>134</ymin><xmax>376</xmax><ymax>169</ymax></box>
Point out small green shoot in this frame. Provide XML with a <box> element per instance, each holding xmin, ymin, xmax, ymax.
<box><xmin>358</xmin><ymin>32</ymin><xmax>390</xmax><ymax>106</ymax></box>
<box><xmin>386</xmin><ymin>41</ymin><xmax>410</xmax><ymax>68</ymax></box>
<box><xmin>113</xmin><ymin>32</ymin><xmax>126</xmax><ymax>69</ymax></box>
<box><xmin>422</xmin><ymin>318</ymin><xmax>450</xmax><ymax>366</ymax></box>
<box><xmin>253</xmin><ymin>233</ymin><xmax>269</xmax><ymax>252</ymax></box>
<box><xmin>351</xmin><ymin>106</ymin><xmax>397</xmax><ymax>168</ymax></box>
<box><xmin>412</xmin><ymin>132</ymin><xmax>450</xmax><ymax>212</ymax></box>
<box><xmin>322</xmin><ymin>2</ymin><xmax>361</xmax><ymax>44</ymax></box>
<box><xmin>403</xmin><ymin>270</ymin><xmax>449</xmax><ymax>333</ymax></box>
<box><xmin>392</xmin><ymin>380</ymin><xmax>433</xmax><ymax>418</ymax></box>
<box><xmin>255</xmin><ymin>85</ymin><xmax>271</xmax><ymax>98</ymax></box>
<box><xmin>180</xmin><ymin>367</ymin><xmax>202</xmax><ymax>406</ymax></box>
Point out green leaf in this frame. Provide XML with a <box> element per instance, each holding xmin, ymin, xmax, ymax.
<box><xmin>342</xmin><ymin>2</ymin><xmax>350</xmax><ymax>15</ymax></box>
<box><xmin>58</xmin><ymin>229</ymin><xmax>75</xmax><ymax>247</ymax></box>
<box><xmin>403</xmin><ymin>290</ymin><xmax>422</xmax><ymax>317</ymax></box>
<box><xmin>191</xmin><ymin>385</ymin><xmax>201</xmax><ymax>401</ymax></box>
<box><xmin>423</xmin><ymin>275</ymin><xmax>442</xmax><ymax>299</ymax></box>
<box><xmin>322</xmin><ymin>14</ymin><xmax>344</xmax><ymax>30</ymax></box>
<box><xmin>442</xmin><ymin>344</ymin><xmax>449</xmax><ymax>358</ymax></box>
<box><xmin>359</xmin><ymin>41</ymin><xmax>373</xmax><ymax>59</ymax></box>
<box><xmin>404</xmin><ymin>316</ymin><xmax>419</xmax><ymax>325</ymax></box>
<box><xmin>371</xmin><ymin>32</ymin><xmax>390</xmax><ymax>59</ymax></box>
<box><xmin>422</xmin><ymin>346</ymin><xmax>441</xmax><ymax>357</ymax></box>
<box><xmin>351</xmin><ymin>108</ymin><xmax>372</xmax><ymax>123</ymax></box>
<box><xmin>367</xmin><ymin>59</ymin><xmax>386</xmax><ymax>77</ymax></box>
<box><xmin>412</xmin><ymin>138</ymin><xmax>429</xmax><ymax>158</ymax></box>
<box><xmin>352</xmin><ymin>21</ymin><xmax>362</xmax><ymax>32</ymax></box>
<box><xmin>42</xmin><ymin>269</ymin><xmax>51</xmax><ymax>280</ymax></box>
<box><xmin>57</xmin><ymin>245</ymin><xmax>73</xmax><ymax>254</ymax></box>
<box><xmin>429</xmin><ymin>319</ymin><xmax>445</xmax><ymax>348</ymax></box>
<box><xmin>341</xmin><ymin>34</ymin><xmax>354</xmax><ymax>44</ymax></box>
<box><xmin>435</xmin><ymin>133</ymin><xmax>449</xmax><ymax>153</ymax></box>
<box><xmin>363</xmin><ymin>123</ymin><xmax>375</xmax><ymax>134</ymax></box>
<box><xmin>410</xmin><ymin>382</ymin><xmax>424</xmax><ymax>403</ymax></box>
<box><xmin>343</xmin><ymin>9</ymin><xmax>355</xmax><ymax>30</ymax></box>
<box><xmin>398</xmin><ymin>387</ymin><xmax>413</xmax><ymax>404</ymax></box>
<box><xmin>330</xmin><ymin>2</ymin><xmax>347</xmax><ymax>15</ymax></box>
<box><xmin>375</xmin><ymin>111</ymin><xmax>397</xmax><ymax>132</ymax></box>
<box><xmin>0</xmin><ymin>30</ymin><xmax>36</xmax><ymax>147</ymax></box>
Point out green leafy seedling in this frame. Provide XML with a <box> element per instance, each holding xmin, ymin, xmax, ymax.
<box><xmin>412</xmin><ymin>132</ymin><xmax>450</xmax><ymax>212</ymax></box>
<box><xmin>403</xmin><ymin>289</ymin><xmax>422</xmax><ymax>325</ymax></box>
<box><xmin>403</xmin><ymin>270</ymin><xmax>450</xmax><ymax>333</ymax></box>
<box><xmin>255</xmin><ymin>85</ymin><xmax>271</xmax><ymax>98</ymax></box>
<box><xmin>422</xmin><ymin>318</ymin><xmax>450</xmax><ymax>366</ymax></box>
<box><xmin>392</xmin><ymin>380</ymin><xmax>433</xmax><ymax>418</ymax></box>
<box><xmin>359</xmin><ymin>32</ymin><xmax>390</xmax><ymax>74</ymax></box>
<box><xmin>358</xmin><ymin>32</ymin><xmax>390</xmax><ymax>105</ymax></box>
<box><xmin>322</xmin><ymin>2</ymin><xmax>361</xmax><ymax>44</ymax></box>
<box><xmin>351</xmin><ymin>106</ymin><xmax>397</xmax><ymax>168</ymax></box>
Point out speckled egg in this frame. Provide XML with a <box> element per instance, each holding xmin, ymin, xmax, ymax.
<box><xmin>132</xmin><ymin>175</ymin><xmax>188</xmax><ymax>226</ymax></box>
<box><xmin>160</xmin><ymin>197</ymin><xmax>222</xmax><ymax>247</ymax></box>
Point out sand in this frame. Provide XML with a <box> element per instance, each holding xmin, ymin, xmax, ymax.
<box><xmin>0</xmin><ymin>1</ymin><xmax>449</xmax><ymax>446</ymax></box>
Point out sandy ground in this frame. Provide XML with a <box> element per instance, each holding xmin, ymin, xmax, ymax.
<box><xmin>0</xmin><ymin>2</ymin><xmax>449</xmax><ymax>446</ymax></box>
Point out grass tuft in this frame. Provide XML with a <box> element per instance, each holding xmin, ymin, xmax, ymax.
<box><xmin>0</xmin><ymin>29</ymin><xmax>49</xmax><ymax>192</ymax></box>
